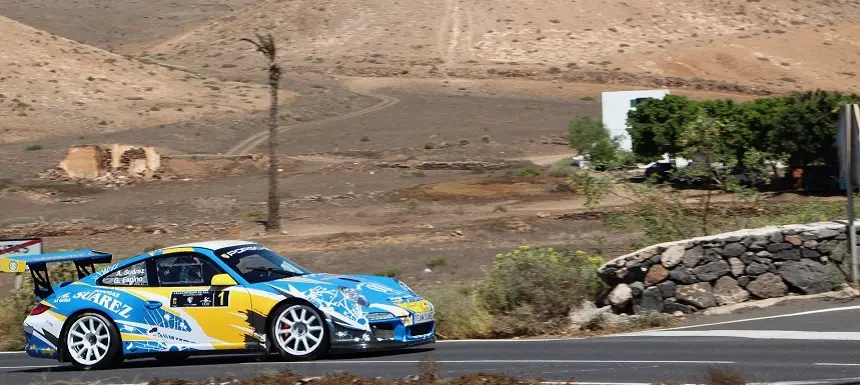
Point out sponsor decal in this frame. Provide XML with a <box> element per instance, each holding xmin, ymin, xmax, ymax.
<box><xmin>73</xmin><ymin>290</ymin><xmax>133</xmax><ymax>318</ymax></box>
<box><xmin>26</xmin><ymin>252</ymin><xmax>98</xmax><ymax>262</ymax></box>
<box><xmin>170</xmin><ymin>290</ymin><xmax>230</xmax><ymax>308</ymax></box>
<box><xmin>102</xmin><ymin>264</ymin><xmax>148</xmax><ymax>286</ymax></box>
<box><xmin>7</xmin><ymin>260</ymin><xmax>18</xmax><ymax>272</ymax></box>
<box><xmin>93</xmin><ymin>263</ymin><xmax>120</xmax><ymax>278</ymax></box>
<box><xmin>220</xmin><ymin>245</ymin><xmax>265</xmax><ymax>259</ymax></box>
<box><xmin>398</xmin><ymin>299</ymin><xmax>433</xmax><ymax>313</ymax></box>
<box><xmin>54</xmin><ymin>293</ymin><xmax>71</xmax><ymax>303</ymax></box>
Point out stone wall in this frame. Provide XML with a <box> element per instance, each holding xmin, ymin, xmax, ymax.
<box><xmin>597</xmin><ymin>221</ymin><xmax>856</xmax><ymax>315</ymax></box>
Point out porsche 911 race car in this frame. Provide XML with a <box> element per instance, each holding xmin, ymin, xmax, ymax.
<box><xmin>1</xmin><ymin>240</ymin><xmax>435</xmax><ymax>370</ymax></box>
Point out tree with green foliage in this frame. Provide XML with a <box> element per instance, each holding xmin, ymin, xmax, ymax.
<box><xmin>626</xmin><ymin>89</ymin><xmax>860</xmax><ymax>178</ymax></box>
<box><xmin>568</xmin><ymin>116</ymin><xmax>622</xmax><ymax>170</ymax></box>
<box><xmin>764</xmin><ymin>90</ymin><xmax>860</xmax><ymax>167</ymax></box>
<box><xmin>626</xmin><ymin>94</ymin><xmax>701</xmax><ymax>160</ymax></box>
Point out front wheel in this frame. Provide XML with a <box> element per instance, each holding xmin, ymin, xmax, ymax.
<box><xmin>63</xmin><ymin>312</ymin><xmax>122</xmax><ymax>370</ymax></box>
<box><xmin>270</xmin><ymin>303</ymin><xmax>329</xmax><ymax>361</ymax></box>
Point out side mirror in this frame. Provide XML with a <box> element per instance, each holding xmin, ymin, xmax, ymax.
<box><xmin>211</xmin><ymin>273</ymin><xmax>237</xmax><ymax>286</ymax></box>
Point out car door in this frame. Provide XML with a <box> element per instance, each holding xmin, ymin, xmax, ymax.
<box><xmin>121</xmin><ymin>252</ymin><xmax>256</xmax><ymax>351</ymax></box>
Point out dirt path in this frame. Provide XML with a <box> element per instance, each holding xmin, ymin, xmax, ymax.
<box><xmin>519</xmin><ymin>153</ymin><xmax>577</xmax><ymax>166</ymax></box>
<box><xmin>226</xmin><ymin>87</ymin><xmax>400</xmax><ymax>155</ymax></box>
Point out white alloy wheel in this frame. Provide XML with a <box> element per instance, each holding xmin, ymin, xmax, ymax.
<box><xmin>273</xmin><ymin>304</ymin><xmax>326</xmax><ymax>358</ymax></box>
<box><xmin>67</xmin><ymin>315</ymin><xmax>112</xmax><ymax>366</ymax></box>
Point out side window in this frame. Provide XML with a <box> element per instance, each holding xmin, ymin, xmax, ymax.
<box><xmin>154</xmin><ymin>254</ymin><xmax>223</xmax><ymax>286</ymax></box>
<box><xmin>100</xmin><ymin>261</ymin><xmax>149</xmax><ymax>286</ymax></box>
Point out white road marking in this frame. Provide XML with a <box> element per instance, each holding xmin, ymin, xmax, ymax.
<box><xmin>438</xmin><ymin>337</ymin><xmax>585</xmax><ymax>343</ymax></box>
<box><xmin>244</xmin><ymin>359</ymin><xmax>734</xmax><ymax>365</ymax></box>
<box><xmin>813</xmin><ymin>363</ymin><xmax>860</xmax><ymax>366</ymax></box>
<box><xmin>750</xmin><ymin>377</ymin><xmax>860</xmax><ymax>385</ymax></box>
<box><xmin>615</xmin><ymin>305</ymin><xmax>860</xmax><ymax>333</ymax></box>
<box><xmin>541</xmin><ymin>382</ymin><xmax>653</xmax><ymax>385</ymax></box>
<box><xmin>0</xmin><ymin>365</ymin><xmax>56</xmax><ymax>369</ymax></box>
<box><xmin>613</xmin><ymin>330</ymin><xmax>860</xmax><ymax>340</ymax></box>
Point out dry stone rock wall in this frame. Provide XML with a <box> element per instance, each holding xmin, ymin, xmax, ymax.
<box><xmin>598</xmin><ymin>221</ymin><xmax>855</xmax><ymax>315</ymax></box>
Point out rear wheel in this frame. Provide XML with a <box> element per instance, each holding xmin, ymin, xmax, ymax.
<box><xmin>270</xmin><ymin>303</ymin><xmax>329</xmax><ymax>361</ymax></box>
<box><xmin>63</xmin><ymin>312</ymin><xmax>122</xmax><ymax>370</ymax></box>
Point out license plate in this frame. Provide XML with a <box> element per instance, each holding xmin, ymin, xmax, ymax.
<box><xmin>413</xmin><ymin>311</ymin><xmax>434</xmax><ymax>324</ymax></box>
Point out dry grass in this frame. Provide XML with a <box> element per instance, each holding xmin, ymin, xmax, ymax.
<box><xmin>139</xmin><ymin>364</ymin><xmax>753</xmax><ymax>385</ymax></box>
<box><xmin>146</xmin><ymin>366</ymin><xmax>550</xmax><ymax>385</ymax></box>
<box><xmin>651</xmin><ymin>368</ymin><xmax>749</xmax><ymax>385</ymax></box>
<box><xmin>703</xmin><ymin>368</ymin><xmax>748</xmax><ymax>385</ymax></box>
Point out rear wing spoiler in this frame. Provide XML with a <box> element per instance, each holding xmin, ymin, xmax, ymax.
<box><xmin>0</xmin><ymin>250</ymin><xmax>113</xmax><ymax>299</ymax></box>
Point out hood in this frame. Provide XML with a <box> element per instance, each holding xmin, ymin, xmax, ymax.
<box><xmin>262</xmin><ymin>273</ymin><xmax>432</xmax><ymax>328</ymax></box>
<box><xmin>266</xmin><ymin>273</ymin><xmax>422</xmax><ymax>303</ymax></box>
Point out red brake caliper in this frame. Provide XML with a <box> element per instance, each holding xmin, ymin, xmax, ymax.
<box><xmin>282</xmin><ymin>322</ymin><xmax>291</xmax><ymax>336</ymax></box>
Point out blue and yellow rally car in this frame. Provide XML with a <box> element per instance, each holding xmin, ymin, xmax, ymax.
<box><xmin>1</xmin><ymin>240</ymin><xmax>435</xmax><ymax>370</ymax></box>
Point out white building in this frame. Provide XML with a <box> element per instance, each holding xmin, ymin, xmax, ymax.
<box><xmin>601</xmin><ymin>89</ymin><xmax>670</xmax><ymax>151</ymax></box>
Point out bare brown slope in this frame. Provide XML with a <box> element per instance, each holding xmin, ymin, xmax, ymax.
<box><xmin>147</xmin><ymin>0</ymin><xmax>860</xmax><ymax>93</ymax></box>
<box><xmin>0</xmin><ymin>15</ymin><xmax>287</xmax><ymax>145</ymax></box>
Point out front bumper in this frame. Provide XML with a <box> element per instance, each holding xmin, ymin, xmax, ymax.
<box><xmin>328</xmin><ymin>319</ymin><xmax>436</xmax><ymax>352</ymax></box>
<box><xmin>330</xmin><ymin>335</ymin><xmax>436</xmax><ymax>352</ymax></box>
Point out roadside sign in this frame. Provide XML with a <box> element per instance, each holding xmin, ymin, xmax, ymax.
<box><xmin>837</xmin><ymin>105</ymin><xmax>860</xmax><ymax>284</ymax></box>
<box><xmin>838</xmin><ymin>104</ymin><xmax>860</xmax><ymax>186</ymax></box>
<box><xmin>0</xmin><ymin>238</ymin><xmax>43</xmax><ymax>289</ymax></box>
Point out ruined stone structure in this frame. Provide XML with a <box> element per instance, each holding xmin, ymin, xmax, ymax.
<box><xmin>59</xmin><ymin>144</ymin><xmax>161</xmax><ymax>179</ymax></box>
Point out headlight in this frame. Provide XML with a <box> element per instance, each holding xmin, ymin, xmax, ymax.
<box><xmin>396</xmin><ymin>279</ymin><xmax>416</xmax><ymax>294</ymax></box>
<box><xmin>366</xmin><ymin>312</ymin><xmax>395</xmax><ymax>321</ymax></box>
<box><xmin>339</xmin><ymin>287</ymin><xmax>368</xmax><ymax>306</ymax></box>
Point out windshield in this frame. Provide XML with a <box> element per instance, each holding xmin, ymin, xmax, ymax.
<box><xmin>215</xmin><ymin>244</ymin><xmax>311</xmax><ymax>284</ymax></box>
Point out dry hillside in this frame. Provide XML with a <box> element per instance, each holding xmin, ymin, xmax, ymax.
<box><xmin>0</xmin><ymin>15</ymin><xmax>284</xmax><ymax>145</ymax></box>
<box><xmin>147</xmin><ymin>0</ymin><xmax>860</xmax><ymax>93</ymax></box>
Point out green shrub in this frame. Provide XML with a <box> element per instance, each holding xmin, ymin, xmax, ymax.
<box><xmin>375</xmin><ymin>268</ymin><xmax>400</xmax><ymax>277</ymax></box>
<box><xmin>547</xmin><ymin>158</ymin><xmax>577</xmax><ymax>177</ymax></box>
<box><xmin>24</xmin><ymin>144</ymin><xmax>42</xmax><ymax>151</ymax></box>
<box><xmin>518</xmin><ymin>166</ymin><xmax>542</xmax><ymax>177</ymax></box>
<box><xmin>475</xmin><ymin>246</ymin><xmax>606</xmax><ymax>337</ymax></box>
<box><xmin>425</xmin><ymin>258</ymin><xmax>447</xmax><ymax>268</ymax></box>
<box><xmin>424</xmin><ymin>289</ymin><xmax>493</xmax><ymax>339</ymax></box>
<box><xmin>0</xmin><ymin>262</ymin><xmax>79</xmax><ymax>350</ymax></box>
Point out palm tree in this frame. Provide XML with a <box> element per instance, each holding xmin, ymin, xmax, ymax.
<box><xmin>241</xmin><ymin>33</ymin><xmax>282</xmax><ymax>232</ymax></box>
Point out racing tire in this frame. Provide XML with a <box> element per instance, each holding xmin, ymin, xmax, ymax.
<box><xmin>62</xmin><ymin>312</ymin><xmax>123</xmax><ymax>370</ymax></box>
<box><xmin>269</xmin><ymin>302</ymin><xmax>329</xmax><ymax>361</ymax></box>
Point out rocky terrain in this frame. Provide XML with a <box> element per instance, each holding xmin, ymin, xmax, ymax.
<box><xmin>0</xmin><ymin>15</ymin><xmax>279</xmax><ymax>145</ymax></box>
<box><xmin>139</xmin><ymin>0</ymin><xmax>860</xmax><ymax>93</ymax></box>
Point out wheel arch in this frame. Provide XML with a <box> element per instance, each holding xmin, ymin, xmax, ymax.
<box><xmin>57</xmin><ymin>308</ymin><xmax>122</xmax><ymax>362</ymax></box>
<box><xmin>264</xmin><ymin>297</ymin><xmax>331</xmax><ymax>352</ymax></box>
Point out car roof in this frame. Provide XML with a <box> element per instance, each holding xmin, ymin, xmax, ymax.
<box><xmin>166</xmin><ymin>240</ymin><xmax>259</xmax><ymax>251</ymax></box>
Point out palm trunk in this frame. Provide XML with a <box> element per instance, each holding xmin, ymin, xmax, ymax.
<box><xmin>266</xmin><ymin>69</ymin><xmax>281</xmax><ymax>232</ymax></box>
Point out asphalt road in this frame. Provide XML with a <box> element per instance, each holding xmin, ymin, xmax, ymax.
<box><xmin>5</xmin><ymin>297</ymin><xmax>860</xmax><ymax>385</ymax></box>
